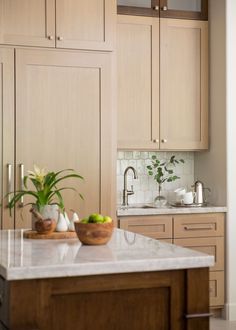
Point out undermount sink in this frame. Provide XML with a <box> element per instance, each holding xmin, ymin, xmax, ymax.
<box><xmin>118</xmin><ymin>204</ymin><xmax>157</xmax><ymax>209</ymax></box>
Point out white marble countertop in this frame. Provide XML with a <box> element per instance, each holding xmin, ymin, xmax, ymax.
<box><xmin>0</xmin><ymin>229</ymin><xmax>214</xmax><ymax>281</ymax></box>
<box><xmin>117</xmin><ymin>204</ymin><xmax>227</xmax><ymax>217</ymax></box>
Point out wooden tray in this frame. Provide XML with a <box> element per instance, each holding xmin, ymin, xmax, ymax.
<box><xmin>24</xmin><ymin>230</ymin><xmax>78</xmax><ymax>239</ymax></box>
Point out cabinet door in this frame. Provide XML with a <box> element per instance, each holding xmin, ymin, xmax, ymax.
<box><xmin>160</xmin><ymin>19</ymin><xmax>208</xmax><ymax>150</ymax></box>
<box><xmin>117</xmin><ymin>0</ymin><xmax>160</xmax><ymax>17</ymax></box>
<box><xmin>15</xmin><ymin>49</ymin><xmax>114</xmax><ymax>229</ymax></box>
<box><xmin>161</xmin><ymin>0</ymin><xmax>208</xmax><ymax>20</ymax></box>
<box><xmin>0</xmin><ymin>0</ymin><xmax>55</xmax><ymax>47</ymax></box>
<box><xmin>56</xmin><ymin>0</ymin><xmax>115</xmax><ymax>51</ymax></box>
<box><xmin>117</xmin><ymin>15</ymin><xmax>159</xmax><ymax>150</ymax></box>
<box><xmin>0</xmin><ymin>48</ymin><xmax>14</xmax><ymax>229</ymax></box>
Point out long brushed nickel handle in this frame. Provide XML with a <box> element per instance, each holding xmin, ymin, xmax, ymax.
<box><xmin>19</xmin><ymin>164</ymin><xmax>24</xmax><ymax>207</ymax></box>
<box><xmin>185</xmin><ymin>313</ymin><xmax>213</xmax><ymax>319</ymax></box>
<box><xmin>7</xmin><ymin>164</ymin><xmax>12</xmax><ymax>205</ymax></box>
<box><xmin>184</xmin><ymin>225</ymin><xmax>213</xmax><ymax>231</ymax></box>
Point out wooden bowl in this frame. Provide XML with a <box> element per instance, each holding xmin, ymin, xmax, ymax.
<box><xmin>35</xmin><ymin>218</ymin><xmax>57</xmax><ymax>235</ymax></box>
<box><xmin>74</xmin><ymin>221</ymin><xmax>114</xmax><ymax>245</ymax></box>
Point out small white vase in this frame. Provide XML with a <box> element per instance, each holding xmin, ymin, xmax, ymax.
<box><xmin>68</xmin><ymin>212</ymin><xmax>79</xmax><ymax>232</ymax></box>
<box><xmin>64</xmin><ymin>212</ymin><xmax>70</xmax><ymax>228</ymax></box>
<box><xmin>56</xmin><ymin>213</ymin><xmax>68</xmax><ymax>232</ymax></box>
<box><xmin>32</xmin><ymin>204</ymin><xmax>59</xmax><ymax>230</ymax></box>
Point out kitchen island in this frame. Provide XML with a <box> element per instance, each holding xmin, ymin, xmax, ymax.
<box><xmin>0</xmin><ymin>229</ymin><xmax>214</xmax><ymax>330</ymax></box>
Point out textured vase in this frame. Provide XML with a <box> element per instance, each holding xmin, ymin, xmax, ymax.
<box><xmin>32</xmin><ymin>204</ymin><xmax>59</xmax><ymax>230</ymax></box>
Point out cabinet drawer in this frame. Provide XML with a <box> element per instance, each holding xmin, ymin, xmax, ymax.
<box><xmin>174</xmin><ymin>213</ymin><xmax>224</xmax><ymax>238</ymax></box>
<box><xmin>210</xmin><ymin>272</ymin><xmax>224</xmax><ymax>307</ymax></box>
<box><xmin>119</xmin><ymin>216</ymin><xmax>172</xmax><ymax>239</ymax></box>
<box><xmin>174</xmin><ymin>237</ymin><xmax>224</xmax><ymax>271</ymax></box>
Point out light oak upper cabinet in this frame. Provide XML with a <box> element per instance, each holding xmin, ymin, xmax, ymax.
<box><xmin>117</xmin><ymin>15</ymin><xmax>208</xmax><ymax>150</ymax></box>
<box><xmin>117</xmin><ymin>15</ymin><xmax>160</xmax><ymax>149</ymax></box>
<box><xmin>0</xmin><ymin>48</ymin><xmax>14</xmax><ymax>230</ymax></box>
<box><xmin>0</xmin><ymin>0</ymin><xmax>55</xmax><ymax>47</ymax></box>
<box><xmin>0</xmin><ymin>0</ymin><xmax>115</xmax><ymax>51</ymax></box>
<box><xmin>56</xmin><ymin>0</ymin><xmax>116</xmax><ymax>51</ymax></box>
<box><xmin>160</xmin><ymin>19</ymin><xmax>208</xmax><ymax>150</ymax></box>
<box><xmin>15</xmin><ymin>49</ymin><xmax>114</xmax><ymax>229</ymax></box>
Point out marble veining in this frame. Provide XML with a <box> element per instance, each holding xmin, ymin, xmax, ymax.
<box><xmin>117</xmin><ymin>205</ymin><xmax>227</xmax><ymax>217</ymax></box>
<box><xmin>0</xmin><ymin>229</ymin><xmax>214</xmax><ymax>281</ymax></box>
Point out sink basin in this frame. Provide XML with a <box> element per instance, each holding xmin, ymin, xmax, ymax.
<box><xmin>118</xmin><ymin>204</ymin><xmax>157</xmax><ymax>210</ymax></box>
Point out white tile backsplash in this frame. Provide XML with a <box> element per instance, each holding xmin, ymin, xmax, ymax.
<box><xmin>117</xmin><ymin>151</ymin><xmax>194</xmax><ymax>205</ymax></box>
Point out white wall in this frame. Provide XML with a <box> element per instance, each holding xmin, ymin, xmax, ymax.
<box><xmin>194</xmin><ymin>0</ymin><xmax>227</xmax><ymax>206</ymax></box>
<box><xmin>225</xmin><ymin>0</ymin><xmax>236</xmax><ymax>320</ymax></box>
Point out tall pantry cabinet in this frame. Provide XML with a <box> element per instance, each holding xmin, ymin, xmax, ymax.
<box><xmin>0</xmin><ymin>0</ymin><xmax>116</xmax><ymax>229</ymax></box>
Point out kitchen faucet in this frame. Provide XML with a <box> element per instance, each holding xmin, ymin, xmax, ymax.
<box><xmin>122</xmin><ymin>166</ymin><xmax>138</xmax><ymax>206</ymax></box>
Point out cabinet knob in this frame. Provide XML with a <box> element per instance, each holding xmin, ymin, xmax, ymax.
<box><xmin>47</xmin><ymin>35</ymin><xmax>54</xmax><ymax>40</ymax></box>
<box><xmin>161</xmin><ymin>6</ymin><xmax>168</xmax><ymax>11</ymax></box>
<box><xmin>57</xmin><ymin>36</ymin><xmax>63</xmax><ymax>41</ymax></box>
<box><xmin>161</xmin><ymin>139</ymin><xmax>167</xmax><ymax>143</ymax></box>
<box><xmin>153</xmin><ymin>6</ymin><xmax>159</xmax><ymax>11</ymax></box>
<box><xmin>153</xmin><ymin>139</ymin><xmax>159</xmax><ymax>143</ymax></box>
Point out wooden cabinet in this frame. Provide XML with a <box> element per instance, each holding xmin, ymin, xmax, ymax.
<box><xmin>117</xmin><ymin>0</ymin><xmax>208</xmax><ymax>20</ymax></box>
<box><xmin>0</xmin><ymin>0</ymin><xmax>115</xmax><ymax>50</ymax></box>
<box><xmin>119</xmin><ymin>216</ymin><xmax>172</xmax><ymax>240</ymax></box>
<box><xmin>0</xmin><ymin>0</ymin><xmax>55</xmax><ymax>47</ymax></box>
<box><xmin>117</xmin><ymin>15</ymin><xmax>208</xmax><ymax>150</ymax></box>
<box><xmin>117</xmin><ymin>15</ymin><xmax>160</xmax><ymax>149</ymax></box>
<box><xmin>0</xmin><ymin>48</ymin><xmax>14</xmax><ymax>230</ymax></box>
<box><xmin>0</xmin><ymin>48</ymin><xmax>115</xmax><ymax>229</ymax></box>
<box><xmin>173</xmin><ymin>213</ymin><xmax>224</xmax><ymax>308</ymax></box>
<box><xmin>118</xmin><ymin>212</ymin><xmax>225</xmax><ymax>308</ymax></box>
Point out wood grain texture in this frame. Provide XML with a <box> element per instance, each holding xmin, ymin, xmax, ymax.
<box><xmin>117</xmin><ymin>15</ymin><xmax>160</xmax><ymax>150</ymax></box>
<box><xmin>23</xmin><ymin>230</ymin><xmax>77</xmax><ymax>239</ymax></box>
<box><xmin>160</xmin><ymin>18</ymin><xmax>208</xmax><ymax>150</ymax></box>
<box><xmin>0</xmin><ymin>0</ymin><xmax>55</xmax><ymax>47</ymax></box>
<box><xmin>15</xmin><ymin>49</ymin><xmax>114</xmax><ymax>229</ymax></box>
<box><xmin>119</xmin><ymin>216</ymin><xmax>172</xmax><ymax>239</ymax></box>
<box><xmin>209</xmin><ymin>271</ymin><xmax>224</xmax><ymax>307</ymax></box>
<box><xmin>56</xmin><ymin>0</ymin><xmax>116</xmax><ymax>51</ymax></box>
<box><xmin>0</xmin><ymin>48</ymin><xmax>14</xmax><ymax>230</ymax></box>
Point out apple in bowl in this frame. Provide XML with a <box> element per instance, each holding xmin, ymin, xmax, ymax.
<box><xmin>74</xmin><ymin>214</ymin><xmax>114</xmax><ymax>245</ymax></box>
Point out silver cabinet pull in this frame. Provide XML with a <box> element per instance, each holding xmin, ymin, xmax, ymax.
<box><xmin>184</xmin><ymin>225</ymin><xmax>213</xmax><ymax>231</ymax></box>
<box><xmin>57</xmin><ymin>36</ymin><xmax>63</xmax><ymax>41</ymax></box>
<box><xmin>153</xmin><ymin>139</ymin><xmax>159</xmax><ymax>143</ymax></box>
<box><xmin>153</xmin><ymin>6</ymin><xmax>159</xmax><ymax>10</ymax></box>
<box><xmin>47</xmin><ymin>35</ymin><xmax>54</xmax><ymax>40</ymax></box>
<box><xmin>161</xmin><ymin>139</ymin><xmax>167</xmax><ymax>143</ymax></box>
<box><xmin>19</xmin><ymin>164</ymin><xmax>24</xmax><ymax>207</ymax></box>
<box><xmin>7</xmin><ymin>164</ymin><xmax>12</xmax><ymax>205</ymax></box>
<box><xmin>185</xmin><ymin>313</ymin><xmax>213</xmax><ymax>319</ymax></box>
<box><xmin>161</xmin><ymin>6</ymin><xmax>168</xmax><ymax>11</ymax></box>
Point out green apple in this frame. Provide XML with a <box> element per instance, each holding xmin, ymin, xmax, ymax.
<box><xmin>103</xmin><ymin>216</ymin><xmax>112</xmax><ymax>223</ymax></box>
<box><xmin>81</xmin><ymin>217</ymin><xmax>89</xmax><ymax>224</ymax></box>
<box><xmin>88</xmin><ymin>213</ymin><xmax>104</xmax><ymax>223</ymax></box>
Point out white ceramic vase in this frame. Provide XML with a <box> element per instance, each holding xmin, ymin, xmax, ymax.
<box><xmin>56</xmin><ymin>213</ymin><xmax>68</xmax><ymax>232</ymax></box>
<box><xmin>68</xmin><ymin>212</ymin><xmax>79</xmax><ymax>232</ymax></box>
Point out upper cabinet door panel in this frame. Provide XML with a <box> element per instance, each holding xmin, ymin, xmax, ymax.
<box><xmin>117</xmin><ymin>15</ymin><xmax>159</xmax><ymax>150</ymax></box>
<box><xmin>0</xmin><ymin>0</ymin><xmax>55</xmax><ymax>47</ymax></box>
<box><xmin>56</xmin><ymin>0</ymin><xmax>116</xmax><ymax>51</ymax></box>
<box><xmin>161</xmin><ymin>0</ymin><xmax>208</xmax><ymax>20</ymax></box>
<box><xmin>117</xmin><ymin>0</ymin><xmax>159</xmax><ymax>17</ymax></box>
<box><xmin>160</xmin><ymin>19</ymin><xmax>208</xmax><ymax>150</ymax></box>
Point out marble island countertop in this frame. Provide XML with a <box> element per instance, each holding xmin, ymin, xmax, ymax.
<box><xmin>0</xmin><ymin>229</ymin><xmax>214</xmax><ymax>281</ymax></box>
<box><xmin>117</xmin><ymin>204</ymin><xmax>227</xmax><ymax>217</ymax></box>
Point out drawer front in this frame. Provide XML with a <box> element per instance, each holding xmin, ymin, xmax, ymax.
<box><xmin>209</xmin><ymin>272</ymin><xmax>224</xmax><ymax>307</ymax></box>
<box><xmin>174</xmin><ymin>237</ymin><xmax>224</xmax><ymax>271</ymax></box>
<box><xmin>119</xmin><ymin>216</ymin><xmax>172</xmax><ymax>239</ymax></box>
<box><xmin>174</xmin><ymin>213</ymin><xmax>224</xmax><ymax>238</ymax></box>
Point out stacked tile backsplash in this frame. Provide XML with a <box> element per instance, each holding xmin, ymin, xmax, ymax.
<box><xmin>117</xmin><ymin>151</ymin><xmax>194</xmax><ymax>205</ymax></box>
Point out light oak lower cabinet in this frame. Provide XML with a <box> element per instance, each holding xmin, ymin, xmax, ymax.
<box><xmin>118</xmin><ymin>213</ymin><xmax>225</xmax><ymax>309</ymax></box>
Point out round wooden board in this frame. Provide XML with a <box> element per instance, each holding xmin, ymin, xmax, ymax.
<box><xmin>24</xmin><ymin>230</ymin><xmax>78</xmax><ymax>239</ymax></box>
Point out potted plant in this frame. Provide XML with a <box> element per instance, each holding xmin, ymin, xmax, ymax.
<box><xmin>146</xmin><ymin>155</ymin><xmax>184</xmax><ymax>207</ymax></box>
<box><xmin>8</xmin><ymin>165</ymin><xmax>84</xmax><ymax>229</ymax></box>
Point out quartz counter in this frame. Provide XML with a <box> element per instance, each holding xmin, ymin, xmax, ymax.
<box><xmin>0</xmin><ymin>228</ymin><xmax>213</xmax><ymax>281</ymax></box>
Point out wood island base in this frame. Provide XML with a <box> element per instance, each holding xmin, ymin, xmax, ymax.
<box><xmin>0</xmin><ymin>268</ymin><xmax>210</xmax><ymax>330</ymax></box>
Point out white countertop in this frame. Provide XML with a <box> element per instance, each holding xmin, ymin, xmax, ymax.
<box><xmin>117</xmin><ymin>204</ymin><xmax>227</xmax><ymax>217</ymax></box>
<box><xmin>0</xmin><ymin>229</ymin><xmax>214</xmax><ymax>281</ymax></box>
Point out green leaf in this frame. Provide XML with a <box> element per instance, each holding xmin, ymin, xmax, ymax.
<box><xmin>151</xmin><ymin>155</ymin><xmax>156</xmax><ymax>160</ymax></box>
<box><xmin>148</xmin><ymin>171</ymin><xmax>153</xmax><ymax>176</ymax></box>
<box><xmin>180</xmin><ymin>159</ymin><xmax>185</xmax><ymax>163</ymax></box>
<box><xmin>146</xmin><ymin>165</ymin><xmax>152</xmax><ymax>170</ymax></box>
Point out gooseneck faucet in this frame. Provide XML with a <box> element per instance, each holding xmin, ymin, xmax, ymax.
<box><xmin>122</xmin><ymin>166</ymin><xmax>138</xmax><ymax>206</ymax></box>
